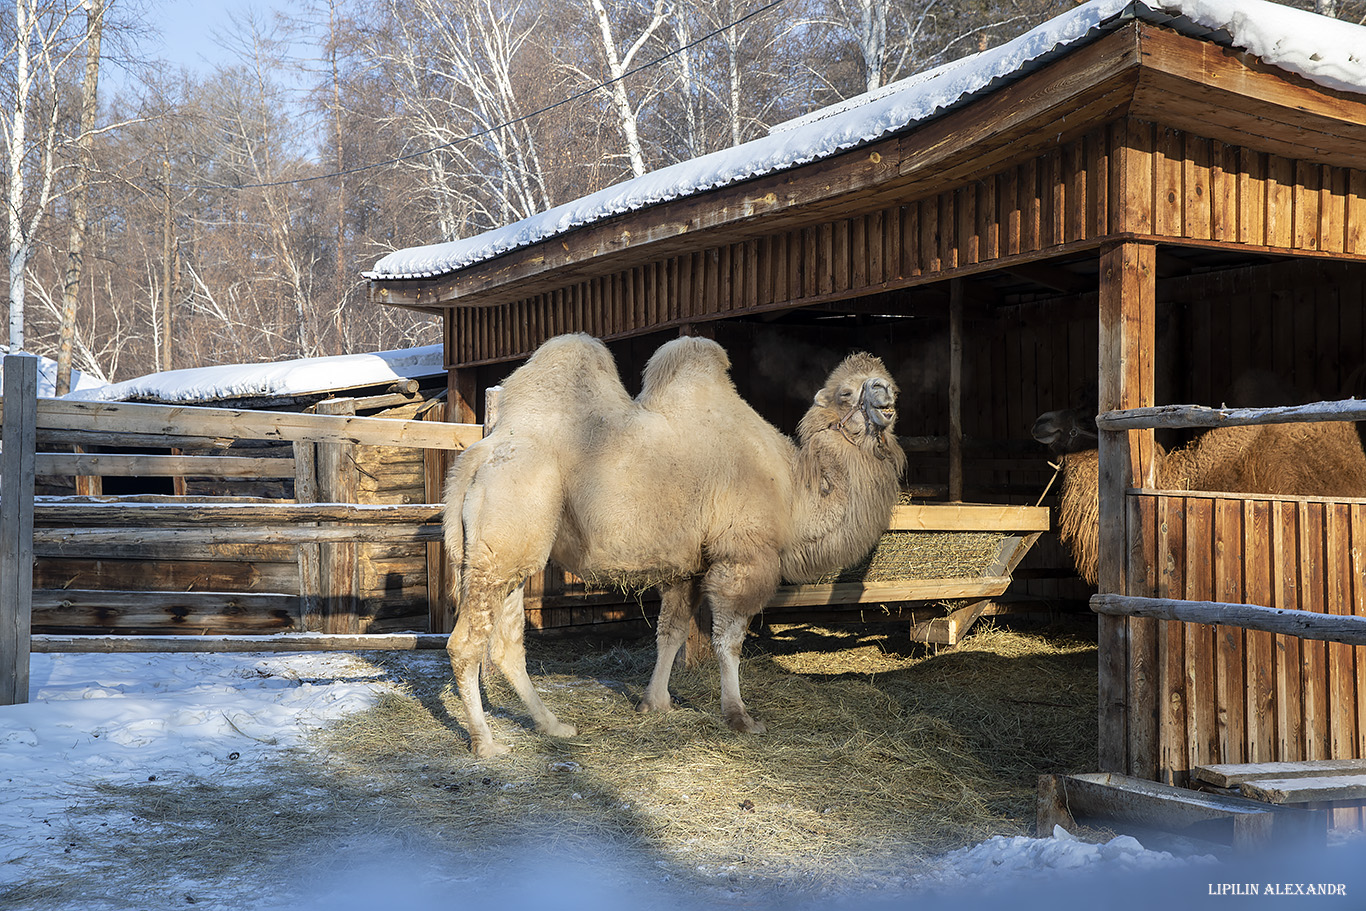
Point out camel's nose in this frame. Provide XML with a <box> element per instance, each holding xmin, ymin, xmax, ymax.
<box><xmin>861</xmin><ymin>378</ymin><xmax>894</xmax><ymax>428</ymax></box>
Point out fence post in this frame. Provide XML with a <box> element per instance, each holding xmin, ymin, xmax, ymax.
<box><xmin>2</xmin><ymin>355</ymin><xmax>38</xmax><ymax>705</ymax></box>
<box><xmin>315</xmin><ymin>399</ymin><xmax>360</xmax><ymax>634</ymax></box>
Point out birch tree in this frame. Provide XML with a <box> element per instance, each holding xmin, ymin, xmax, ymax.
<box><xmin>3</xmin><ymin>0</ymin><xmax>84</xmax><ymax>353</ymax></box>
<box><xmin>578</xmin><ymin>0</ymin><xmax>668</xmax><ymax>177</ymax></box>
<box><xmin>54</xmin><ymin>0</ymin><xmax>101</xmax><ymax>394</ymax></box>
<box><xmin>377</xmin><ymin>0</ymin><xmax>554</xmax><ymax>236</ymax></box>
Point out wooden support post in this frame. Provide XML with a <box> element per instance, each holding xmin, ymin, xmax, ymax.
<box><xmin>315</xmin><ymin>399</ymin><xmax>361</xmax><ymax>634</ymax></box>
<box><xmin>2</xmin><ymin>355</ymin><xmax>38</xmax><ymax>705</ymax></box>
<box><xmin>423</xmin><ymin>400</ymin><xmax>455</xmax><ymax>634</ymax></box>
<box><xmin>948</xmin><ymin>279</ymin><xmax>964</xmax><ymax>502</ymax></box>
<box><xmin>449</xmin><ymin>367</ymin><xmax>478</xmax><ymax>425</ymax></box>
<box><xmin>293</xmin><ymin>440</ymin><xmax>323</xmax><ymax>631</ymax></box>
<box><xmin>1097</xmin><ymin>241</ymin><xmax>1158</xmax><ymax>776</ymax></box>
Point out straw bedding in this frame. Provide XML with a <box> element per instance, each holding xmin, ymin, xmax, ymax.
<box><xmin>40</xmin><ymin>622</ymin><xmax>1097</xmax><ymax>906</ymax></box>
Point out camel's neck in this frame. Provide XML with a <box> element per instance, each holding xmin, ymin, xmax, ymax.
<box><xmin>779</xmin><ymin>407</ymin><xmax>905</xmax><ymax>583</ymax></box>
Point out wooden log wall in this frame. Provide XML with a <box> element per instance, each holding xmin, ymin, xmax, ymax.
<box><xmin>446</xmin><ymin>119</ymin><xmax>1366</xmax><ymax>369</ymax></box>
<box><xmin>1132</xmin><ymin>489</ymin><xmax>1366</xmax><ymax>826</ymax></box>
<box><xmin>26</xmin><ymin>396</ymin><xmax>471</xmax><ymax>637</ymax></box>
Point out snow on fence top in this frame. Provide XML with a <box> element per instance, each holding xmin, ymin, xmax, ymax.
<box><xmin>63</xmin><ymin>344</ymin><xmax>443</xmax><ymax>405</ymax></box>
<box><xmin>364</xmin><ymin>0</ymin><xmax>1366</xmax><ymax>284</ymax></box>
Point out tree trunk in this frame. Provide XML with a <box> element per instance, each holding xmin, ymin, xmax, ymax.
<box><xmin>56</xmin><ymin>0</ymin><xmax>104</xmax><ymax>396</ymax></box>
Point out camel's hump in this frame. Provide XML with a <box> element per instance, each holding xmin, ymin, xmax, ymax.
<box><xmin>499</xmin><ymin>333</ymin><xmax>632</xmax><ymax>417</ymax></box>
<box><xmin>638</xmin><ymin>337</ymin><xmax>733</xmax><ymax>407</ymax></box>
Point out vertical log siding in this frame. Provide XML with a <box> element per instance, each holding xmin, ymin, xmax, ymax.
<box><xmin>1133</xmin><ymin>490</ymin><xmax>1366</xmax><ymax>787</ymax></box>
<box><xmin>446</xmin><ymin>119</ymin><xmax>1366</xmax><ymax>368</ymax></box>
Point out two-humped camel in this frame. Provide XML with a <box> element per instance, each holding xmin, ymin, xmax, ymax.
<box><xmin>1032</xmin><ymin>395</ymin><xmax>1366</xmax><ymax>586</ymax></box>
<box><xmin>443</xmin><ymin>333</ymin><xmax>906</xmax><ymax>757</ymax></box>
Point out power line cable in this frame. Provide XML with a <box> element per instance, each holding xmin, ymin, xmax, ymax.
<box><xmin>190</xmin><ymin>0</ymin><xmax>792</xmax><ymax>192</ymax></box>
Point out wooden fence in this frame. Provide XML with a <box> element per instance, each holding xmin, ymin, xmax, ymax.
<box><xmin>1</xmin><ymin>353</ymin><xmax>482</xmax><ymax>704</ymax></box>
<box><xmin>1093</xmin><ymin>399</ymin><xmax>1366</xmax><ymax>793</ymax></box>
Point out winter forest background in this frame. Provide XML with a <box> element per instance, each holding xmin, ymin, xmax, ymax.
<box><xmin>4</xmin><ymin>0</ymin><xmax>1364</xmax><ymax>392</ymax></box>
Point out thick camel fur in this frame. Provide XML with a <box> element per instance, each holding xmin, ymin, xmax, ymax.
<box><xmin>1033</xmin><ymin>404</ymin><xmax>1366</xmax><ymax>585</ymax></box>
<box><xmin>444</xmin><ymin>333</ymin><xmax>906</xmax><ymax>756</ymax></box>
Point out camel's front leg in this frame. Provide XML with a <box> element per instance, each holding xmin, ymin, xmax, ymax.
<box><xmin>488</xmin><ymin>584</ymin><xmax>576</xmax><ymax>738</ymax></box>
<box><xmin>704</xmin><ymin>561</ymin><xmax>777</xmax><ymax>734</ymax></box>
<box><xmin>639</xmin><ymin>578</ymin><xmax>700</xmax><ymax>714</ymax></box>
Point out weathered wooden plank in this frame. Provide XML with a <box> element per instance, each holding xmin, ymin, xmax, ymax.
<box><xmin>22</xmin><ymin>398</ymin><xmax>482</xmax><ymax>450</ymax></box>
<box><xmin>34</xmin><ymin>526</ymin><xmax>440</xmax><ymax>546</ymax></box>
<box><xmin>1</xmin><ymin>355</ymin><xmax>38</xmax><ymax>705</ymax></box>
<box><xmin>1301</xmin><ymin>501</ymin><xmax>1330</xmax><ymax>761</ymax></box>
<box><xmin>1244</xmin><ymin>499</ymin><xmax>1276</xmax><ymax>764</ymax></box>
<box><xmin>1098</xmin><ymin>400</ymin><xmax>1366</xmax><ymax>431</ymax></box>
<box><xmin>1039</xmin><ymin>772</ymin><xmax>1326</xmax><ymax>851</ymax></box>
<box><xmin>1195</xmin><ymin>759</ymin><xmax>1366</xmax><ymax>789</ymax></box>
<box><xmin>32</xmin><ymin>501</ymin><xmax>443</xmax><ymax>525</ymax></box>
<box><xmin>31</xmin><ymin>632</ymin><xmax>451</xmax><ymax>653</ymax></box>
<box><xmin>768</xmin><ymin>577</ymin><xmax>1012</xmax><ymax>609</ymax></box>
<box><xmin>1273</xmin><ymin>498</ymin><xmax>1305</xmax><ymax>761</ymax></box>
<box><xmin>33</xmin><ymin>453</ymin><xmax>296</xmax><ymax>478</ymax></box>
<box><xmin>32</xmin><ymin>590</ymin><xmax>299</xmax><ymax>632</ymax></box>
<box><xmin>1186</xmin><ymin>496</ymin><xmax>1219</xmax><ymax>769</ymax></box>
<box><xmin>1214</xmin><ymin>497</ymin><xmax>1247</xmax><ymax>765</ymax></box>
<box><xmin>1241</xmin><ymin>775</ymin><xmax>1366</xmax><ymax>806</ymax></box>
<box><xmin>1156</xmin><ymin>494</ymin><xmax>1189</xmax><ymax>785</ymax></box>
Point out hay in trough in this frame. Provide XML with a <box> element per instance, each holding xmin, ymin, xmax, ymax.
<box><xmin>29</xmin><ymin>622</ymin><xmax>1097</xmax><ymax>907</ymax></box>
<box><xmin>817</xmin><ymin>531</ymin><xmax>1005</xmax><ymax>583</ymax></box>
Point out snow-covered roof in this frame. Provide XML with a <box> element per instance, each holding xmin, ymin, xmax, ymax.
<box><xmin>365</xmin><ymin>0</ymin><xmax>1366</xmax><ymax>284</ymax></box>
<box><xmin>64</xmin><ymin>345</ymin><xmax>444</xmax><ymax>405</ymax></box>
<box><xmin>0</xmin><ymin>353</ymin><xmax>104</xmax><ymax>398</ymax></box>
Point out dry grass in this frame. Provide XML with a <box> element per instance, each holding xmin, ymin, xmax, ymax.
<box><xmin>20</xmin><ymin>619</ymin><xmax>1099</xmax><ymax>908</ymax></box>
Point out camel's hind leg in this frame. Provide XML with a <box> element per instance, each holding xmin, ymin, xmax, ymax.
<box><xmin>487</xmin><ymin>584</ymin><xmax>576</xmax><ymax>739</ymax></box>
<box><xmin>639</xmin><ymin>577</ymin><xmax>701</xmax><ymax>714</ymax></box>
<box><xmin>704</xmin><ymin>560</ymin><xmax>778</xmax><ymax>734</ymax></box>
<box><xmin>446</xmin><ymin>571</ymin><xmax>509</xmax><ymax>758</ymax></box>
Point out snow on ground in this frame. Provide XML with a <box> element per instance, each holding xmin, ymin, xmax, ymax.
<box><xmin>3</xmin><ymin>651</ymin><xmax>1361</xmax><ymax>910</ymax></box>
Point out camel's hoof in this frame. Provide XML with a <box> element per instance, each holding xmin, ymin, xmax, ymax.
<box><xmin>637</xmin><ymin>695</ymin><xmax>672</xmax><ymax>714</ymax></box>
<box><xmin>725</xmin><ymin>712</ymin><xmax>767</xmax><ymax>734</ymax></box>
<box><xmin>542</xmin><ymin>719</ymin><xmax>577</xmax><ymax>738</ymax></box>
<box><xmin>472</xmin><ymin>739</ymin><xmax>511</xmax><ymax>759</ymax></box>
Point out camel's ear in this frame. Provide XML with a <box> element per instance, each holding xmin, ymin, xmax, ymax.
<box><xmin>813</xmin><ymin>387</ymin><xmax>834</xmax><ymax>408</ymax></box>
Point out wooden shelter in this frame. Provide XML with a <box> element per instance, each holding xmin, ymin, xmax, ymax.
<box><xmin>369</xmin><ymin>0</ymin><xmax>1366</xmax><ymax>783</ymax></box>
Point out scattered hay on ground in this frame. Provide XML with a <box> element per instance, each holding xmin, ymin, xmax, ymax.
<box><xmin>25</xmin><ymin>620</ymin><xmax>1098</xmax><ymax>907</ymax></box>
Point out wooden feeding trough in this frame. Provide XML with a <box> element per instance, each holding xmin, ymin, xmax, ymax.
<box><xmin>522</xmin><ymin>499</ymin><xmax>1049</xmax><ymax>643</ymax></box>
<box><xmin>771</xmin><ymin>502</ymin><xmax>1050</xmax><ymax>644</ymax></box>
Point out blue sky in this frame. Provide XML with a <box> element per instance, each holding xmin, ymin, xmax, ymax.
<box><xmin>150</xmin><ymin>0</ymin><xmax>270</xmax><ymax>73</ymax></box>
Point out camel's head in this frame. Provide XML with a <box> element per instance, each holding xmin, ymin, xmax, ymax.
<box><xmin>1032</xmin><ymin>389</ymin><xmax>1099</xmax><ymax>456</ymax></box>
<box><xmin>809</xmin><ymin>352</ymin><xmax>901</xmax><ymax>459</ymax></box>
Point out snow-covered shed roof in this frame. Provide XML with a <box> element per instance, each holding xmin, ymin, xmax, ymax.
<box><xmin>63</xmin><ymin>345</ymin><xmax>444</xmax><ymax>406</ymax></box>
<box><xmin>365</xmin><ymin>0</ymin><xmax>1366</xmax><ymax>284</ymax></box>
<box><xmin>0</xmin><ymin>353</ymin><xmax>104</xmax><ymax>398</ymax></box>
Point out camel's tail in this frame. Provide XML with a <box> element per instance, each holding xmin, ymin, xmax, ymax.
<box><xmin>442</xmin><ymin>441</ymin><xmax>491</xmax><ymax>611</ymax></box>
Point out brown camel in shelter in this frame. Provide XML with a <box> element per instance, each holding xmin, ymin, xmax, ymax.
<box><xmin>443</xmin><ymin>333</ymin><xmax>907</xmax><ymax>757</ymax></box>
<box><xmin>1032</xmin><ymin>392</ymin><xmax>1366</xmax><ymax>586</ymax></box>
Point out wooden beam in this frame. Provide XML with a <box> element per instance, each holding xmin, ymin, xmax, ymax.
<box><xmin>768</xmin><ymin>577</ymin><xmax>1013</xmax><ymax>608</ymax></box>
<box><xmin>887</xmin><ymin>503</ymin><xmax>1050</xmax><ymax>532</ymax></box>
<box><xmin>33</xmin><ymin>526</ymin><xmax>441</xmax><ymax>546</ymax></box>
<box><xmin>1092</xmin><ymin>593</ymin><xmax>1366</xmax><ymax>647</ymax></box>
<box><xmin>33</xmin><ymin>590</ymin><xmax>299</xmax><ymax>632</ymax></box>
<box><xmin>1098</xmin><ymin>398</ymin><xmax>1366</xmax><ymax>431</ymax></box>
<box><xmin>8</xmin><ymin>398</ymin><xmax>483</xmax><ymax>450</ymax></box>
<box><xmin>1195</xmin><ymin>759</ymin><xmax>1366</xmax><ymax>789</ymax></box>
<box><xmin>1</xmin><ymin>355</ymin><xmax>38</xmax><ymax>705</ymax></box>
<box><xmin>32</xmin><ymin>501</ymin><xmax>443</xmax><ymax>526</ymax></box>
<box><xmin>31</xmin><ymin>632</ymin><xmax>451</xmax><ymax>653</ymax></box>
<box><xmin>33</xmin><ymin>453</ymin><xmax>296</xmax><ymax>478</ymax></box>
